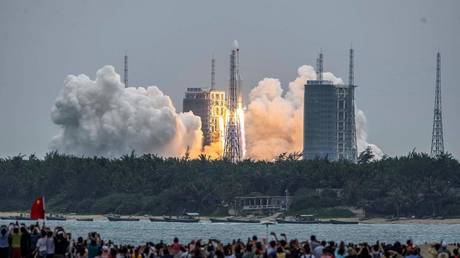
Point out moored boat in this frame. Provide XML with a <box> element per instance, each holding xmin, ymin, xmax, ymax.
<box><xmin>276</xmin><ymin>214</ymin><xmax>318</xmax><ymax>224</ymax></box>
<box><xmin>328</xmin><ymin>219</ymin><xmax>359</xmax><ymax>225</ymax></box>
<box><xmin>46</xmin><ymin>214</ymin><xmax>66</xmax><ymax>221</ymax></box>
<box><xmin>163</xmin><ymin>217</ymin><xmax>199</xmax><ymax>223</ymax></box>
<box><xmin>226</xmin><ymin>217</ymin><xmax>260</xmax><ymax>223</ymax></box>
<box><xmin>209</xmin><ymin>217</ymin><xmax>229</xmax><ymax>223</ymax></box>
<box><xmin>106</xmin><ymin>215</ymin><xmax>139</xmax><ymax>221</ymax></box>
<box><xmin>76</xmin><ymin>218</ymin><xmax>94</xmax><ymax>221</ymax></box>
<box><xmin>149</xmin><ymin>217</ymin><xmax>166</xmax><ymax>222</ymax></box>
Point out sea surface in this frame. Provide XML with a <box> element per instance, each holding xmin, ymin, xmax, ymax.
<box><xmin>2</xmin><ymin>219</ymin><xmax>459</xmax><ymax>245</ymax></box>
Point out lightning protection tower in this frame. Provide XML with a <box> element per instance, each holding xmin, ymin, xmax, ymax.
<box><xmin>430</xmin><ymin>52</ymin><xmax>444</xmax><ymax>156</ymax></box>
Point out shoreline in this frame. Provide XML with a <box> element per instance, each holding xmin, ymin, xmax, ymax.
<box><xmin>1</xmin><ymin>211</ymin><xmax>460</xmax><ymax>224</ymax></box>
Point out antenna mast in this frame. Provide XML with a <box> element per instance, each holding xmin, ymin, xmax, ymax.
<box><xmin>348</xmin><ymin>48</ymin><xmax>354</xmax><ymax>86</ymax></box>
<box><xmin>431</xmin><ymin>52</ymin><xmax>444</xmax><ymax>156</ymax></box>
<box><xmin>316</xmin><ymin>51</ymin><xmax>323</xmax><ymax>82</ymax></box>
<box><xmin>124</xmin><ymin>52</ymin><xmax>128</xmax><ymax>87</ymax></box>
<box><xmin>211</xmin><ymin>56</ymin><xmax>216</xmax><ymax>90</ymax></box>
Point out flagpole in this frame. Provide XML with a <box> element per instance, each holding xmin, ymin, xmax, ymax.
<box><xmin>43</xmin><ymin>196</ymin><xmax>46</xmax><ymax>227</ymax></box>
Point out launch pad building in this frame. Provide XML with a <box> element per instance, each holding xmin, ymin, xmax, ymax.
<box><xmin>303</xmin><ymin>50</ymin><xmax>357</xmax><ymax>162</ymax></box>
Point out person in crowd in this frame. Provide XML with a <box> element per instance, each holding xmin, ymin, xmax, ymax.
<box><xmin>36</xmin><ymin>230</ymin><xmax>48</xmax><ymax>258</ymax></box>
<box><xmin>0</xmin><ymin>225</ymin><xmax>9</xmax><ymax>258</ymax></box>
<box><xmin>313</xmin><ymin>241</ymin><xmax>325</xmax><ymax>258</ymax></box>
<box><xmin>20</xmin><ymin>226</ymin><xmax>31</xmax><ymax>258</ymax></box>
<box><xmin>437</xmin><ymin>242</ymin><xmax>451</xmax><ymax>258</ymax></box>
<box><xmin>54</xmin><ymin>230</ymin><xmax>68</xmax><ymax>258</ymax></box>
<box><xmin>335</xmin><ymin>242</ymin><xmax>347</xmax><ymax>258</ymax></box>
<box><xmin>45</xmin><ymin>230</ymin><xmax>55</xmax><ymax>258</ymax></box>
<box><xmin>10</xmin><ymin>226</ymin><xmax>22</xmax><ymax>258</ymax></box>
<box><xmin>301</xmin><ymin>244</ymin><xmax>314</xmax><ymax>258</ymax></box>
<box><xmin>87</xmin><ymin>239</ymin><xmax>99</xmax><ymax>258</ymax></box>
<box><xmin>242</xmin><ymin>243</ymin><xmax>254</xmax><ymax>258</ymax></box>
<box><xmin>309</xmin><ymin>237</ymin><xmax>320</xmax><ymax>252</ymax></box>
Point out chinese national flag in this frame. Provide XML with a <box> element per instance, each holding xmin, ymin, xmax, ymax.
<box><xmin>30</xmin><ymin>196</ymin><xmax>45</xmax><ymax>220</ymax></box>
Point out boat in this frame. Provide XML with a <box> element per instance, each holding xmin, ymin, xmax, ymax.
<box><xmin>149</xmin><ymin>217</ymin><xmax>166</xmax><ymax>222</ymax></box>
<box><xmin>226</xmin><ymin>217</ymin><xmax>260</xmax><ymax>223</ymax></box>
<box><xmin>46</xmin><ymin>214</ymin><xmax>67</xmax><ymax>221</ymax></box>
<box><xmin>209</xmin><ymin>217</ymin><xmax>230</xmax><ymax>223</ymax></box>
<box><xmin>162</xmin><ymin>212</ymin><xmax>200</xmax><ymax>223</ymax></box>
<box><xmin>328</xmin><ymin>219</ymin><xmax>359</xmax><ymax>225</ymax></box>
<box><xmin>276</xmin><ymin>218</ymin><xmax>319</xmax><ymax>224</ymax></box>
<box><xmin>163</xmin><ymin>217</ymin><xmax>199</xmax><ymax>223</ymax></box>
<box><xmin>14</xmin><ymin>214</ymin><xmax>34</xmax><ymax>221</ymax></box>
<box><xmin>276</xmin><ymin>215</ymin><xmax>319</xmax><ymax>224</ymax></box>
<box><xmin>76</xmin><ymin>218</ymin><xmax>94</xmax><ymax>221</ymax></box>
<box><xmin>106</xmin><ymin>215</ymin><xmax>140</xmax><ymax>221</ymax></box>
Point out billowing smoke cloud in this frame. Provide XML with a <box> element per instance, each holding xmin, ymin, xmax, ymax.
<box><xmin>245</xmin><ymin>65</ymin><xmax>383</xmax><ymax>160</ymax></box>
<box><xmin>50</xmin><ymin>66</ymin><xmax>203</xmax><ymax>157</ymax></box>
<box><xmin>355</xmin><ymin>110</ymin><xmax>384</xmax><ymax>159</ymax></box>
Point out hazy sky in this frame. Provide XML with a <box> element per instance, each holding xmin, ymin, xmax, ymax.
<box><xmin>0</xmin><ymin>0</ymin><xmax>459</xmax><ymax>158</ymax></box>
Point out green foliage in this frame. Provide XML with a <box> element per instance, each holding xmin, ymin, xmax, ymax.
<box><xmin>0</xmin><ymin>152</ymin><xmax>459</xmax><ymax>217</ymax></box>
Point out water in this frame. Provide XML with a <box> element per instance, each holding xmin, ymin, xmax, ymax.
<box><xmin>3</xmin><ymin>220</ymin><xmax>459</xmax><ymax>245</ymax></box>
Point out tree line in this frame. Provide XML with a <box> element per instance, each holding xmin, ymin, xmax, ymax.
<box><xmin>0</xmin><ymin>149</ymin><xmax>459</xmax><ymax>218</ymax></box>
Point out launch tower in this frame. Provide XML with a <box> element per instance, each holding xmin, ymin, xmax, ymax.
<box><xmin>224</xmin><ymin>41</ymin><xmax>244</xmax><ymax>162</ymax></box>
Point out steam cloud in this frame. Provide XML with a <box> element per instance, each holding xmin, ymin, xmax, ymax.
<box><xmin>245</xmin><ymin>65</ymin><xmax>383</xmax><ymax>160</ymax></box>
<box><xmin>50</xmin><ymin>66</ymin><xmax>203</xmax><ymax>157</ymax></box>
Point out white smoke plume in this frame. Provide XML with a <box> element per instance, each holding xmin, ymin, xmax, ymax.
<box><xmin>50</xmin><ymin>65</ymin><xmax>203</xmax><ymax>157</ymax></box>
<box><xmin>245</xmin><ymin>65</ymin><xmax>383</xmax><ymax>160</ymax></box>
<box><xmin>355</xmin><ymin>110</ymin><xmax>384</xmax><ymax>159</ymax></box>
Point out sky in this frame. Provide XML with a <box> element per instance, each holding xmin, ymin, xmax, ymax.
<box><xmin>0</xmin><ymin>0</ymin><xmax>459</xmax><ymax>158</ymax></box>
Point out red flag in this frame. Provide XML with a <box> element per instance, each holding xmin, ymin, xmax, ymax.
<box><xmin>30</xmin><ymin>196</ymin><xmax>45</xmax><ymax>220</ymax></box>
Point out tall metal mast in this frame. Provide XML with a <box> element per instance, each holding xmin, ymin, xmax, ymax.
<box><xmin>348</xmin><ymin>48</ymin><xmax>354</xmax><ymax>86</ymax></box>
<box><xmin>348</xmin><ymin>48</ymin><xmax>358</xmax><ymax>162</ymax></box>
<box><xmin>124</xmin><ymin>52</ymin><xmax>128</xmax><ymax>87</ymax></box>
<box><xmin>224</xmin><ymin>40</ymin><xmax>243</xmax><ymax>162</ymax></box>
<box><xmin>316</xmin><ymin>51</ymin><xmax>323</xmax><ymax>82</ymax></box>
<box><xmin>211</xmin><ymin>56</ymin><xmax>216</xmax><ymax>90</ymax></box>
<box><xmin>431</xmin><ymin>52</ymin><xmax>444</xmax><ymax>156</ymax></box>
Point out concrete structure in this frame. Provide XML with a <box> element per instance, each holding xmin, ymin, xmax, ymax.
<box><xmin>209</xmin><ymin>90</ymin><xmax>226</xmax><ymax>144</ymax></box>
<box><xmin>182</xmin><ymin>87</ymin><xmax>226</xmax><ymax>148</ymax></box>
<box><xmin>234</xmin><ymin>195</ymin><xmax>291</xmax><ymax>215</ymax></box>
<box><xmin>183</xmin><ymin>87</ymin><xmax>212</xmax><ymax>146</ymax></box>
<box><xmin>303</xmin><ymin>50</ymin><xmax>357</xmax><ymax>161</ymax></box>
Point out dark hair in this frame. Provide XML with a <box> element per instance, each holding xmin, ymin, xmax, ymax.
<box><xmin>303</xmin><ymin>244</ymin><xmax>311</xmax><ymax>254</ymax></box>
<box><xmin>338</xmin><ymin>242</ymin><xmax>346</xmax><ymax>256</ymax></box>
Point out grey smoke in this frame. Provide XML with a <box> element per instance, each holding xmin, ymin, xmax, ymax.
<box><xmin>50</xmin><ymin>66</ymin><xmax>203</xmax><ymax>157</ymax></box>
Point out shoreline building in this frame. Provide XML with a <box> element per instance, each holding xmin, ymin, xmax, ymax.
<box><xmin>303</xmin><ymin>50</ymin><xmax>357</xmax><ymax>161</ymax></box>
<box><xmin>182</xmin><ymin>58</ymin><xmax>226</xmax><ymax>149</ymax></box>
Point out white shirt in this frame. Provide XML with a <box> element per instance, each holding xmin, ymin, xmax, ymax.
<box><xmin>46</xmin><ymin>237</ymin><xmax>55</xmax><ymax>254</ymax></box>
<box><xmin>37</xmin><ymin>237</ymin><xmax>48</xmax><ymax>252</ymax></box>
<box><xmin>313</xmin><ymin>246</ymin><xmax>323</xmax><ymax>258</ymax></box>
